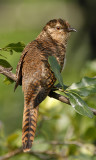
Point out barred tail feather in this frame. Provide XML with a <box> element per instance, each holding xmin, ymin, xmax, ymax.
<box><xmin>22</xmin><ymin>106</ymin><xmax>38</xmax><ymax>152</ymax></box>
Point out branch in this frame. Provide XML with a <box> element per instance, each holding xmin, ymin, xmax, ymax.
<box><xmin>0</xmin><ymin>65</ymin><xmax>96</xmax><ymax>115</ymax></box>
<box><xmin>47</xmin><ymin>140</ymin><xmax>83</xmax><ymax>147</ymax></box>
<box><xmin>0</xmin><ymin>148</ymin><xmax>23</xmax><ymax>160</ymax></box>
<box><xmin>0</xmin><ymin>147</ymin><xmax>48</xmax><ymax>160</ymax></box>
<box><xmin>0</xmin><ymin>65</ymin><xmax>16</xmax><ymax>82</ymax></box>
<box><xmin>0</xmin><ymin>140</ymin><xmax>96</xmax><ymax>160</ymax></box>
<box><xmin>0</xmin><ymin>147</ymin><xmax>62</xmax><ymax>160</ymax></box>
<box><xmin>48</xmin><ymin>91</ymin><xmax>96</xmax><ymax>115</ymax></box>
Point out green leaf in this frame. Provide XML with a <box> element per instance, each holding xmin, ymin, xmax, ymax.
<box><xmin>0</xmin><ymin>54</ymin><xmax>6</xmax><ymax>59</ymax></box>
<box><xmin>48</xmin><ymin>56</ymin><xmax>64</xmax><ymax>89</ymax></box>
<box><xmin>66</xmin><ymin>91</ymin><xmax>93</xmax><ymax>118</ymax></box>
<box><xmin>3</xmin><ymin>42</ymin><xmax>25</xmax><ymax>53</ymax></box>
<box><xmin>0</xmin><ymin>59</ymin><xmax>13</xmax><ymax>85</ymax></box>
<box><xmin>55</xmin><ymin>83</ymin><xmax>68</xmax><ymax>90</ymax></box>
<box><xmin>7</xmin><ymin>130</ymin><xmax>22</xmax><ymax>147</ymax></box>
<box><xmin>7</xmin><ymin>133</ymin><xmax>19</xmax><ymax>144</ymax></box>
<box><xmin>3</xmin><ymin>77</ymin><xmax>14</xmax><ymax>85</ymax></box>
<box><xmin>0</xmin><ymin>59</ymin><xmax>12</xmax><ymax>68</ymax></box>
<box><xmin>68</xmin><ymin>77</ymin><xmax>96</xmax><ymax>97</ymax></box>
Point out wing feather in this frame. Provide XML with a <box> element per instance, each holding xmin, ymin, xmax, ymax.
<box><xmin>14</xmin><ymin>42</ymin><xmax>34</xmax><ymax>91</ymax></box>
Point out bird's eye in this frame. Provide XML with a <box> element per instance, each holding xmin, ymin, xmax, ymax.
<box><xmin>56</xmin><ymin>26</ymin><xmax>60</xmax><ymax>30</ymax></box>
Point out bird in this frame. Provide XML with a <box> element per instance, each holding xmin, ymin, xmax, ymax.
<box><xmin>14</xmin><ymin>18</ymin><xmax>76</xmax><ymax>152</ymax></box>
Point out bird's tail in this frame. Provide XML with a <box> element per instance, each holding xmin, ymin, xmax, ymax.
<box><xmin>22</xmin><ymin>105</ymin><xmax>38</xmax><ymax>152</ymax></box>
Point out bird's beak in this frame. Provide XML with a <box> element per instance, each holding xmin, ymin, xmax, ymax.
<box><xmin>67</xmin><ymin>27</ymin><xmax>77</xmax><ymax>32</ymax></box>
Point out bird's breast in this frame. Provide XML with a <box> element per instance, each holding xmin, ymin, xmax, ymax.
<box><xmin>41</xmin><ymin>62</ymin><xmax>56</xmax><ymax>89</ymax></box>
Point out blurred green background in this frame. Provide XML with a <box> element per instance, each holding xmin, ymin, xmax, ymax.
<box><xmin>0</xmin><ymin>0</ymin><xmax>96</xmax><ymax>159</ymax></box>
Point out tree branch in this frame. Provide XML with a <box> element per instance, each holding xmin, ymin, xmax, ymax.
<box><xmin>0</xmin><ymin>148</ymin><xmax>23</xmax><ymax>160</ymax></box>
<box><xmin>0</xmin><ymin>147</ymin><xmax>63</xmax><ymax>160</ymax></box>
<box><xmin>49</xmin><ymin>90</ymin><xmax>70</xmax><ymax>104</ymax></box>
<box><xmin>0</xmin><ymin>140</ymin><xmax>96</xmax><ymax>160</ymax></box>
<box><xmin>0</xmin><ymin>65</ymin><xmax>96</xmax><ymax>115</ymax></box>
<box><xmin>47</xmin><ymin>140</ymin><xmax>83</xmax><ymax>147</ymax></box>
<box><xmin>0</xmin><ymin>147</ymin><xmax>49</xmax><ymax>160</ymax></box>
<box><xmin>0</xmin><ymin>65</ymin><xmax>16</xmax><ymax>82</ymax></box>
<box><xmin>48</xmin><ymin>91</ymin><xmax>96</xmax><ymax>115</ymax></box>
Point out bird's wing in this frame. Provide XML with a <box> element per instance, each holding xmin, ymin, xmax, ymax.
<box><xmin>14</xmin><ymin>41</ymin><xmax>35</xmax><ymax>91</ymax></box>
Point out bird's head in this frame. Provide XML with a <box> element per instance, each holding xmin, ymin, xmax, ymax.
<box><xmin>43</xmin><ymin>18</ymin><xmax>76</xmax><ymax>44</ymax></box>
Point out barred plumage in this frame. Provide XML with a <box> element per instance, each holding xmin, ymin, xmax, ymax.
<box><xmin>22</xmin><ymin>106</ymin><xmax>38</xmax><ymax>152</ymax></box>
<box><xmin>15</xmin><ymin>19</ymin><xmax>76</xmax><ymax>152</ymax></box>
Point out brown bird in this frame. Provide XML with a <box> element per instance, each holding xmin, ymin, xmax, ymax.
<box><xmin>15</xmin><ymin>18</ymin><xmax>76</xmax><ymax>152</ymax></box>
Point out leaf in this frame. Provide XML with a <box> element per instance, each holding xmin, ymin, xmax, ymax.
<box><xmin>3</xmin><ymin>42</ymin><xmax>25</xmax><ymax>53</ymax></box>
<box><xmin>7</xmin><ymin>130</ymin><xmax>22</xmax><ymax>147</ymax></box>
<box><xmin>0</xmin><ymin>59</ymin><xmax>12</xmax><ymax>68</ymax></box>
<box><xmin>55</xmin><ymin>83</ymin><xmax>68</xmax><ymax>90</ymax></box>
<box><xmin>68</xmin><ymin>77</ymin><xmax>96</xmax><ymax>97</ymax></box>
<box><xmin>3</xmin><ymin>77</ymin><xmax>14</xmax><ymax>85</ymax></box>
<box><xmin>7</xmin><ymin>133</ymin><xmax>19</xmax><ymax>144</ymax></box>
<box><xmin>0</xmin><ymin>54</ymin><xmax>7</xmax><ymax>59</ymax></box>
<box><xmin>0</xmin><ymin>59</ymin><xmax>13</xmax><ymax>84</ymax></box>
<box><xmin>48</xmin><ymin>56</ymin><xmax>64</xmax><ymax>89</ymax></box>
<box><xmin>66</xmin><ymin>91</ymin><xmax>93</xmax><ymax>118</ymax></box>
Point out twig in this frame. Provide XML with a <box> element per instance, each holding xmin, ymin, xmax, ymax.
<box><xmin>89</xmin><ymin>107</ymin><xmax>96</xmax><ymax>115</ymax></box>
<box><xmin>0</xmin><ymin>65</ymin><xmax>96</xmax><ymax>115</ymax></box>
<box><xmin>48</xmin><ymin>91</ymin><xmax>96</xmax><ymax>115</ymax></box>
<box><xmin>0</xmin><ymin>147</ymin><xmax>48</xmax><ymax>160</ymax></box>
<box><xmin>0</xmin><ymin>140</ymin><xmax>96</xmax><ymax>160</ymax></box>
<box><xmin>0</xmin><ymin>148</ymin><xmax>23</xmax><ymax>160</ymax></box>
<box><xmin>49</xmin><ymin>91</ymin><xmax>70</xmax><ymax>104</ymax></box>
<box><xmin>0</xmin><ymin>147</ymin><xmax>60</xmax><ymax>160</ymax></box>
<box><xmin>47</xmin><ymin>140</ymin><xmax>83</xmax><ymax>147</ymax></box>
<box><xmin>0</xmin><ymin>65</ymin><xmax>16</xmax><ymax>82</ymax></box>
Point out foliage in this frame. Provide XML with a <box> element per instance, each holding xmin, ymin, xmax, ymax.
<box><xmin>48</xmin><ymin>56</ymin><xmax>64</xmax><ymax>89</ymax></box>
<box><xmin>0</xmin><ymin>59</ymin><xmax>12</xmax><ymax>68</ymax></box>
<box><xmin>0</xmin><ymin>43</ymin><xmax>96</xmax><ymax>160</ymax></box>
<box><xmin>48</xmin><ymin>56</ymin><xmax>95</xmax><ymax>118</ymax></box>
<box><xmin>1</xmin><ymin>42</ymin><xmax>25</xmax><ymax>55</ymax></box>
